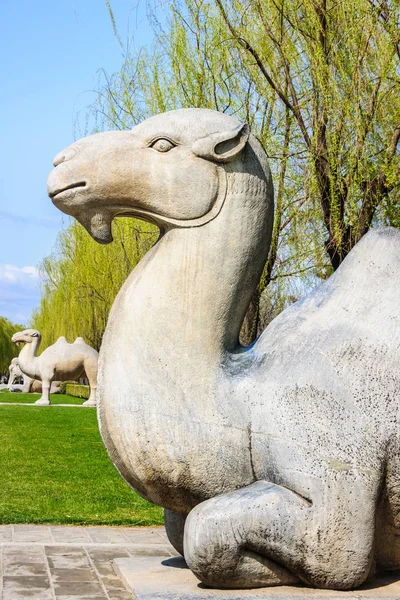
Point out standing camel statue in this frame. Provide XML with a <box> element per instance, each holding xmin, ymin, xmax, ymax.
<box><xmin>11</xmin><ymin>329</ymin><xmax>98</xmax><ymax>406</ymax></box>
<box><xmin>8</xmin><ymin>357</ymin><xmax>60</xmax><ymax>394</ymax></box>
<box><xmin>47</xmin><ymin>108</ymin><xmax>400</xmax><ymax>590</ymax></box>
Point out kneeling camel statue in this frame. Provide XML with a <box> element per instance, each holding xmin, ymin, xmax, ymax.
<box><xmin>48</xmin><ymin>108</ymin><xmax>400</xmax><ymax>590</ymax></box>
<box><xmin>12</xmin><ymin>329</ymin><xmax>98</xmax><ymax>406</ymax></box>
<box><xmin>8</xmin><ymin>357</ymin><xmax>32</xmax><ymax>393</ymax></box>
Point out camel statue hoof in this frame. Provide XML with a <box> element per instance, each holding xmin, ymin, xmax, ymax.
<box><xmin>82</xmin><ymin>399</ymin><xmax>96</xmax><ymax>407</ymax></box>
<box><xmin>34</xmin><ymin>399</ymin><xmax>50</xmax><ymax>406</ymax></box>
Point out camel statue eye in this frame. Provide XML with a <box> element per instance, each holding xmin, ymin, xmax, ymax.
<box><xmin>150</xmin><ymin>138</ymin><xmax>175</xmax><ymax>153</ymax></box>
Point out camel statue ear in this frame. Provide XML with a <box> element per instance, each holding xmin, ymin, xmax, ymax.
<box><xmin>192</xmin><ymin>123</ymin><xmax>250</xmax><ymax>163</ymax></box>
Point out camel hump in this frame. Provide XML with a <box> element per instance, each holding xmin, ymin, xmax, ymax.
<box><xmin>56</xmin><ymin>336</ymin><xmax>67</xmax><ymax>344</ymax></box>
<box><xmin>338</xmin><ymin>226</ymin><xmax>400</xmax><ymax>280</ymax></box>
<box><xmin>73</xmin><ymin>337</ymin><xmax>86</xmax><ymax>345</ymax></box>
<box><xmin>355</xmin><ymin>226</ymin><xmax>400</xmax><ymax>261</ymax></box>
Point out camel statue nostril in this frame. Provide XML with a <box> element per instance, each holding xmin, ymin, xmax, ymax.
<box><xmin>53</xmin><ymin>147</ymin><xmax>77</xmax><ymax>167</ymax></box>
<box><xmin>53</xmin><ymin>153</ymin><xmax>65</xmax><ymax>167</ymax></box>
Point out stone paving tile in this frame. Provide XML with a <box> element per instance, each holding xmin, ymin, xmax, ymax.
<box><xmin>56</xmin><ymin>597</ymin><xmax>108</xmax><ymax>600</ymax></box>
<box><xmin>46</xmin><ymin>547</ymin><xmax>92</xmax><ymax>570</ymax></box>
<box><xmin>56</xmin><ymin>594</ymin><xmax>109</xmax><ymax>600</ymax></box>
<box><xmin>104</xmin><ymin>592</ymin><xmax>133</xmax><ymax>600</ymax></box>
<box><xmin>127</xmin><ymin>543</ymin><xmax>178</xmax><ymax>557</ymax></box>
<box><xmin>13</xmin><ymin>524</ymin><xmax>53</xmax><ymax>543</ymax></box>
<box><xmin>120</xmin><ymin>527</ymin><xmax>167</xmax><ymax>544</ymax></box>
<box><xmin>51</xmin><ymin>567</ymin><xmax>99</xmax><ymax>582</ymax></box>
<box><xmin>102</xmin><ymin>575</ymin><xmax>131</xmax><ymax>592</ymax></box>
<box><xmin>0</xmin><ymin>526</ymin><xmax>176</xmax><ymax>599</ymax></box>
<box><xmin>45</xmin><ymin>544</ymin><xmax>89</xmax><ymax>555</ymax></box>
<box><xmin>0</xmin><ymin>526</ymin><xmax>12</xmax><ymax>542</ymax></box>
<box><xmin>51</xmin><ymin>525</ymin><xmax>93</xmax><ymax>543</ymax></box>
<box><xmin>54</xmin><ymin>579</ymin><xmax>107</xmax><ymax>596</ymax></box>
<box><xmin>2</xmin><ymin>574</ymin><xmax>53</xmax><ymax>600</ymax></box>
<box><xmin>0</xmin><ymin>546</ymin><xmax>3</xmax><ymax>599</ymax></box>
<box><xmin>87</xmin><ymin>547</ymin><xmax>131</xmax><ymax>577</ymax></box>
<box><xmin>87</xmin><ymin>528</ymin><xmax>130</xmax><ymax>544</ymax></box>
<box><xmin>2</xmin><ymin>545</ymin><xmax>48</xmax><ymax>577</ymax></box>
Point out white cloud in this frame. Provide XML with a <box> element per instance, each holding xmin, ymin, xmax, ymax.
<box><xmin>0</xmin><ymin>264</ymin><xmax>39</xmax><ymax>284</ymax></box>
<box><xmin>0</xmin><ymin>265</ymin><xmax>41</xmax><ymax>325</ymax></box>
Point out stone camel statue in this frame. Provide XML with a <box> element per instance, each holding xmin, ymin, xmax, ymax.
<box><xmin>8</xmin><ymin>357</ymin><xmax>61</xmax><ymax>394</ymax></box>
<box><xmin>47</xmin><ymin>108</ymin><xmax>400</xmax><ymax>590</ymax></box>
<box><xmin>11</xmin><ymin>329</ymin><xmax>98</xmax><ymax>406</ymax></box>
<box><xmin>8</xmin><ymin>357</ymin><xmax>32</xmax><ymax>392</ymax></box>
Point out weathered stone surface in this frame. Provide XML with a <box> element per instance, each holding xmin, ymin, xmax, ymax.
<box><xmin>115</xmin><ymin>556</ymin><xmax>400</xmax><ymax>599</ymax></box>
<box><xmin>49</xmin><ymin>108</ymin><xmax>400</xmax><ymax>590</ymax></box>
<box><xmin>11</xmin><ymin>329</ymin><xmax>98</xmax><ymax>405</ymax></box>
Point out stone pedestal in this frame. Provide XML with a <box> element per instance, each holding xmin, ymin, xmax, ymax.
<box><xmin>114</xmin><ymin>556</ymin><xmax>400</xmax><ymax>600</ymax></box>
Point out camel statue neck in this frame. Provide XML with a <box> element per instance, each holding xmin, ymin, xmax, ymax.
<box><xmin>105</xmin><ymin>180</ymin><xmax>272</xmax><ymax>386</ymax></box>
<box><xmin>18</xmin><ymin>338</ymin><xmax>40</xmax><ymax>378</ymax></box>
<box><xmin>98</xmin><ymin>174</ymin><xmax>273</xmax><ymax>507</ymax></box>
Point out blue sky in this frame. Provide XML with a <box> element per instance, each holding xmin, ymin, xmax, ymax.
<box><xmin>0</xmin><ymin>0</ymin><xmax>154</xmax><ymax>324</ymax></box>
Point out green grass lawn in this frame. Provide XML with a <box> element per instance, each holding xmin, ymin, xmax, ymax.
<box><xmin>0</xmin><ymin>390</ymin><xmax>82</xmax><ymax>404</ymax></box>
<box><xmin>0</xmin><ymin>399</ymin><xmax>163</xmax><ymax>526</ymax></box>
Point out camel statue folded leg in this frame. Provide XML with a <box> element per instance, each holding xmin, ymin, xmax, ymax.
<box><xmin>8</xmin><ymin>357</ymin><xmax>33</xmax><ymax>392</ymax></box>
<box><xmin>11</xmin><ymin>329</ymin><xmax>98</xmax><ymax>406</ymax></box>
<box><xmin>48</xmin><ymin>108</ymin><xmax>400</xmax><ymax>590</ymax></box>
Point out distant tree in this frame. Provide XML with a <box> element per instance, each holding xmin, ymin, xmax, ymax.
<box><xmin>32</xmin><ymin>219</ymin><xmax>157</xmax><ymax>351</ymax></box>
<box><xmin>0</xmin><ymin>317</ymin><xmax>23</xmax><ymax>375</ymax></box>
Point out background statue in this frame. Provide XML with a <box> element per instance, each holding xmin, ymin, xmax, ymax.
<box><xmin>48</xmin><ymin>108</ymin><xmax>400</xmax><ymax>590</ymax></box>
<box><xmin>7</xmin><ymin>357</ymin><xmax>61</xmax><ymax>394</ymax></box>
<box><xmin>8</xmin><ymin>357</ymin><xmax>32</xmax><ymax>393</ymax></box>
<box><xmin>11</xmin><ymin>329</ymin><xmax>98</xmax><ymax>406</ymax></box>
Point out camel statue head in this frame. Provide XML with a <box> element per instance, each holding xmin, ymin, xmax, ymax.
<box><xmin>47</xmin><ymin>109</ymin><xmax>273</xmax><ymax>243</ymax></box>
<box><xmin>11</xmin><ymin>329</ymin><xmax>41</xmax><ymax>347</ymax></box>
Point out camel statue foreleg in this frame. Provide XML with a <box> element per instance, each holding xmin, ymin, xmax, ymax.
<box><xmin>81</xmin><ymin>359</ymin><xmax>98</xmax><ymax>407</ymax></box>
<box><xmin>82</xmin><ymin>388</ymin><xmax>97</xmax><ymax>407</ymax></box>
<box><xmin>34</xmin><ymin>379</ymin><xmax>51</xmax><ymax>405</ymax></box>
<box><xmin>184</xmin><ymin>479</ymin><xmax>376</xmax><ymax>590</ymax></box>
<box><xmin>7</xmin><ymin>373</ymin><xmax>16</xmax><ymax>391</ymax></box>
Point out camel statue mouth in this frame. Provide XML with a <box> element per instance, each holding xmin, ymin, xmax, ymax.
<box><xmin>49</xmin><ymin>181</ymin><xmax>87</xmax><ymax>200</ymax></box>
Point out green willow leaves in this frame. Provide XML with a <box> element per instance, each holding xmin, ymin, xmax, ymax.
<box><xmin>0</xmin><ymin>317</ymin><xmax>22</xmax><ymax>375</ymax></box>
<box><xmin>34</xmin><ymin>0</ymin><xmax>399</xmax><ymax>346</ymax></box>
<box><xmin>32</xmin><ymin>219</ymin><xmax>157</xmax><ymax>351</ymax></box>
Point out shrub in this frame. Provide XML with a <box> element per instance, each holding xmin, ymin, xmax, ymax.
<box><xmin>59</xmin><ymin>380</ymin><xmax>77</xmax><ymax>394</ymax></box>
<box><xmin>65</xmin><ymin>383</ymin><xmax>90</xmax><ymax>400</ymax></box>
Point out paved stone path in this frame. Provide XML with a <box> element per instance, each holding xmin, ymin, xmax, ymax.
<box><xmin>0</xmin><ymin>525</ymin><xmax>176</xmax><ymax>599</ymax></box>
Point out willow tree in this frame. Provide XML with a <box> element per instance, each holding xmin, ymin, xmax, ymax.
<box><xmin>85</xmin><ymin>0</ymin><xmax>398</xmax><ymax>342</ymax></box>
<box><xmin>211</xmin><ymin>0</ymin><xmax>400</xmax><ymax>267</ymax></box>
<box><xmin>32</xmin><ymin>219</ymin><xmax>157</xmax><ymax>351</ymax></box>
<box><xmin>0</xmin><ymin>317</ymin><xmax>22</xmax><ymax>375</ymax></box>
